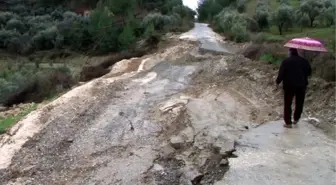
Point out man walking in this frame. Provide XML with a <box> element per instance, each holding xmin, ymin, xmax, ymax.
<box><xmin>276</xmin><ymin>48</ymin><xmax>312</xmax><ymax>128</ymax></box>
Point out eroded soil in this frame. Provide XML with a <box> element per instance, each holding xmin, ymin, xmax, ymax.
<box><xmin>0</xmin><ymin>23</ymin><xmax>335</xmax><ymax>185</ymax></box>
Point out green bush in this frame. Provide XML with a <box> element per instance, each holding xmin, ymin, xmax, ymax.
<box><xmin>0</xmin><ymin>0</ymin><xmax>194</xmax><ymax>54</ymax></box>
<box><xmin>252</xmin><ymin>32</ymin><xmax>266</xmax><ymax>43</ymax></box>
<box><xmin>254</xmin><ymin>1</ymin><xmax>271</xmax><ymax>29</ymax></box>
<box><xmin>143</xmin><ymin>22</ymin><xmax>156</xmax><ymax>38</ymax></box>
<box><xmin>88</xmin><ymin>8</ymin><xmax>119</xmax><ymax>52</ymax></box>
<box><xmin>271</xmin><ymin>4</ymin><xmax>294</xmax><ymax>35</ymax></box>
<box><xmin>236</xmin><ymin>0</ymin><xmax>246</xmax><ymax>13</ymax></box>
<box><xmin>32</xmin><ymin>26</ymin><xmax>59</xmax><ymax>50</ymax></box>
<box><xmin>296</xmin><ymin>12</ymin><xmax>310</xmax><ymax>30</ymax></box>
<box><xmin>5</xmin><ymin>19</ymin><xmax>26</xmax><ymax>33</ymax></box>
<box><xmin>231</xmin><ymin>23</ymin><xmax>249</xmax><ymax>42</ymax></box>
<box><xmin>0</xmin><ymin>68</ymin><xmax>35</xmax><ymax>105</ymax></box>
<box><xmin>118</xmin><ymin>23</ymin><xmax>136</xmax><ymax>49</ymax></box>
<box><xmin>299</xmin><ymin>0</ymin><xmax>324</xmax><ymax>27</ymax></box>
<box><xmin>0</xmin><ymin>65</ymin><xmax>75</xmax><ymax>105</ymax></box>
<box><xmin>260</xmin><ymin>53</ymin><xmax>282</xmax><ymax>65</ymax></box>
<box><xmin>215</xmin><ymin>9</ymin><xmax>247</xmax><ymax>33</ymax></box>
<box><xmin>142</xmin><ymin>13</ymin><xmax>174</xmax><ymax>31</ymax></box>
<box><xmin>246</xmin><ymin>17</ymin><xmax>260</xmax><ymax>32</ymax></box>
<box><xmin>318</xmin><ymin>5</ymin><xmax>335</xmax><ymax>26</ymax></box>
<box><xmin>0</xmin><ymin>29</ymin><xmax>21</xmax><ymax>48</ymax></box>
<box><xmin>0</xmin><ymin>12</ymin><xmax>18</xmax><ymax>26</ymax></box>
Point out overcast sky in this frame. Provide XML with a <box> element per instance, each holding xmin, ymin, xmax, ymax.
<box><xmin>183</xmin><ymin>0</ymin><xmax>198</xmax><ymax>10</ymax></box>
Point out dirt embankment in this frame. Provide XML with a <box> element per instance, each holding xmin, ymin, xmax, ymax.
<box><xmin>231</xmin><ymin>44</ymin><xmax>335</xmax><ymax>132</ymax></box>
<box><xmin>0</xmin><ymin>36</ymin><xmax>269</xmax><ymax>185</ymax></box>
<box><xmin>0</xmin><ymin>32</ymin><xmax>334</xmax><ymax>184</ymax></box>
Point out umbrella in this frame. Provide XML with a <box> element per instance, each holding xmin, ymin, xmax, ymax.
<box><xmin>284</xmin><ymin>37</ymin><xmax>328</xmax><ymax>52</ymax></box>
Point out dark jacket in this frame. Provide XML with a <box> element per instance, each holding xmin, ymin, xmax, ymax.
<box><xmin>276</xmin><ymin>55</ymin><xmax>312</xmax><ymax>89</ymax></box>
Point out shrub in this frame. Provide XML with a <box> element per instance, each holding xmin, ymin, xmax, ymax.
<box><xmin>236</xmin><ymin>0</ymin><xmax>246</xmax><ymax>13</ymax></box>
<box><xmin>5</xmin><ymin>36</ymin><xmax>21</xmax><ymax>53</ymax></box>
<box><xmin>0</xmin><ymin>69</ymin><xmax>35</xmax><ymax>105</ymax></box>
<box><xmin>142</xmin><ymin>13</ymin><xmax>174</xmax><ymax>31</ymax></box>
<box><xmin>0</xmin><ymin>78</ymin><xmax>16</xmax><ymax>105</ymax></box>
<box><xmin>252</xmin><ymin>32</ymin><xmax>266</xmax><ymax>43</ymax></box>
<box><xmin>11</xmin><ymin>4</ymin><xmax>27</xmax><ymax>15</ymax></box>
<box><xmin>144</xmin><ymin>22</ymin><xmax>156</xmax><ymax>38</ymax></box>
<box><xmin>32</xmin><ymin>26</ymin><xmax>59</xmax><ymax>50</ymax></box>
<box><xmin>88</xmin><ymin>8</ymin><xmax>119</xmax><ymax>52</ymax></box>
<box><xmin>297</xmin><ymin>13</ymin><xmax>310</xmax><ymax>30</ymax></box>
<box><xmin>172</xmin><ymin>5</ymin><xmax>196</xmax><ymax>19</ymax></box>
<box><xmin>5</xmin><ymin>19</ymin><xmax>26</xmax><ymax>33</ymax></box>
<box><xmin>246</xmin><ymin>17</ymin><xmax>260</xmax><ymax>32</ymax></box>
<box><xmin>318</xmin><ymin>5</ymin><xmax>335</xmax><ymax>26</ymax></box>
<box><xmin>215</xmin><ymin>9</ymin><xmax>246</xmax><ymax>32</ymax></box>
<box><xmin>0</xmin><ymin>65</ymin><xmax>75</xmax><ymax>106</ymax></box>
<box><xmin>63</xmin><ymin>11</ymin><xmax>79</xmax><ymax>20</ymax></box>
<box><xmin>26</xmin><ymin>15</ymin><xmax>55</xmax><ymax>36</ymax></box>
<box><xmin>0</xmin><ymin>29</ymin><xmax>21</xmax><ymax>49</ymax></box>
<box><xmin>272</xmin><ymin>4</ymin><xmax>294</xmax><ymax>35</ymax></box>
<box><xmin>260</xmin><ymin>53</ymin><xmax>282</xmax><ymax>65</ymax></box>
<box><xmin>51</xmin><ymin>9</ymin><xmax>64</xmax><ymax>20</ymax></box>
<box><xmin>231</xmin><ymin>23</ymin><xmax>249</xmax><ymax>42</ymax></box>
<box><xmin>254</xmin><ymin>1</ymin><xmax>271</xmax><ymax>29</ymax></box>
<box><xmin>0</xmin><ymin>12</ymin><xmax>18</xmax><ymax>26</ymax></box>
<box><xmin>299</xmin><ymin>0</ymin><xmax>324</xmax><ymax>27</ymax></box>
<box><xmin>118</xmin><ymin>23</ymin><xmax>136</xmax><ymax>50</ymax></box>
<box><xmin>197</xmin><ymin>0</ymin><xmax>223</xmax><ymax>22</ymax></box>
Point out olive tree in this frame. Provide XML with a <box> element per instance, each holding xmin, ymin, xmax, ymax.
<box><xmin>299</xmin><ymin>0</ymin><xmax>324</xmax><ymax>27</ymax></box>
<box><xmin>254</xmin><ymin>1</ymin><xmax>271</xmax><ymax>30</ymax></box>
<box><xmin>272</xmin><ymin>4</ymin><xmax>294</xmax><ymax>35</ymax></box>
<box><xmin>319</xmin><ymin>6</ymin><xmax>336</xmax><ymax>26</ymax></box>
<box><xmin>5</xmin><ymin>19</ymin><xmax>26</xmax><ymax>33</ymax></box>
<box><xmin>215</xmin><ymin>10</ymin><xmax>249</xmax><ymax>42</ymax></box>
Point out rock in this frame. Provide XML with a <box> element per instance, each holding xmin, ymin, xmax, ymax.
<box><xmin>161</xmin><ymin>145</ymin><xmax>175</xmax><ymax>157</ymax></box>
<box><xmin>183</xmin><ymin>166</ymin><xmax>204</xmax><ymax>185</ymax></box>
<box><xmin>220</xmin><ymin>159</ymin><xmax>229</xmax><ymax>166</ymax></box>
<box><xmin>170</xmin><ymin>136</ymin><xmax>185</xmax><ymax>149</ymax></box>
<box><xmin>180</xmin><ymin>127</ymin><xmax>194</xmax><ymax>143</ymax></box>
<box><xmin>0</xmin><ymin>105</ymin><xmax>7</xmax><ymax>112</ymax></box>
<box><xmin>218</xmin><ymin>140</ymin><xmax>235</xmax><ymax>156</ymax></box>
<box><xmin>153</xmin><ymin>163</ymin><xmax>165</xmax><ymax>171</ymax></box>
<box><xmin>21</xmin><ymin>165</ymin><xmax>36</xmax><ymax>173</ymax></box>
<box><xmin>169</xmin><ymin>127</ymin><xmax>194</xmax><ymax>150</ymax></box>
<box><xmin>159</xmin><ymin>99</ymin><xmax>188</xmax><ymax>113</ymax></box>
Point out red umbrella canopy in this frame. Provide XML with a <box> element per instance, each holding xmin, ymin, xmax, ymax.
<box><xmin>284</xmin><ymin>37</ymin><xmax>328</xmax><ymax>52</ymax></box>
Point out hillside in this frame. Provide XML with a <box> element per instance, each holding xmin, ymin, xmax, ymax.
<box><xmin>0</xmin><ymin>23</ymin><xmax>335</xmax><ymax>185</ymax></box>
<box><xmin>0</xmin><ymin>0</ymin><xmax>196</xmax><ymax>131</ymax></box>
<box><xmin>197</xmin><ymin>0</ymin><xmax>335</xmax><ymax>83</ymax></box>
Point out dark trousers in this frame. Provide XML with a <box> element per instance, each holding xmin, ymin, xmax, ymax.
<box><xmin>283</xmin><ymin>87</ymin><xmax>306</xmax><ymax>125</ymax></box>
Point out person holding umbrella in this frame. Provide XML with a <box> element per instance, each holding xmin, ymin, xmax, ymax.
<box><xmin>276</xmin><ymin>37</ymin><xmax>327</xmax><ymax>128</ymax></box>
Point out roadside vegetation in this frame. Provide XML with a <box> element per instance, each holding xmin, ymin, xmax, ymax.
<box><xmin>0</xmin><ymin>0</ymin><xmax>195</xmax><ymax>134</ymax></box>
<box><xmin>197</xmin><ymin>0</ymin><xmax>335</xmax><ymax>82</ymax></box>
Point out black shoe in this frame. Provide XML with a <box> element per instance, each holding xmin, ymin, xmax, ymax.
<box><xmin>283</xmin><ymin>124</ymin><xmax>292</xmax><ymax>128</ymax></box>
<box><xmin>293</xmin><ymin>120</ymin><xmax>298</xmax><ymax>125</ymax></box>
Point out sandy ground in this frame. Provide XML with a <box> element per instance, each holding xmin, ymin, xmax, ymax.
<box><xmin>0</xmin><ymin>23</ymin><xmax>335</xmax><ymax>185</ymax></box>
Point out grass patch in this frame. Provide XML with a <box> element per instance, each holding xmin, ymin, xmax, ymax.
<box><xmin>264</xmin><ymin>33</ymin><xmax>285</xmax><ymax>42</ymax></box>
<box><xmin>260</xmin><ymin>53</ymin><xmax>282</xmax><ymax>65</ymax></box>
<box><xmin>246</xmin><ymin>0</ymin><xmax>300</xmax><ymax>17</ymax></box>
<box><xmin>261</xmin><ymin>27</ymin><xmax>335</xmax><ymax>51</ymax></box>
<box><xmin>0</xmin><ymin>103</ymin><xmax>38</xmax><ymax>134</ymax></box>
<box><xmin>284</xmin><ymin>27</ymin><xmax>335</xmax><ymax>39</ymax></box>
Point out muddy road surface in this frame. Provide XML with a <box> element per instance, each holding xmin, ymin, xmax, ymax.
<box><xmin>0</xmin><ymin>23</ymin><xmax>335</xmax><ymax>185</ymax></box>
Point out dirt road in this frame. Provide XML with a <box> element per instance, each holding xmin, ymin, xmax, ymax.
<box><xmin>0</xmin><ymin>23</ymin><xmax>335</xmax><ymax>185</ymax></box>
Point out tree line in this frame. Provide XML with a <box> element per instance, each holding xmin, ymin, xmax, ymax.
<box><xmin>0</xmin><ymin>0</ymin><xmax>196</xmax><ymax>55</ymax></box>
<box><xmin>197</xmin><ymin>0</ymin><xmax>335</xmax><ymax>41</ymax></box>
